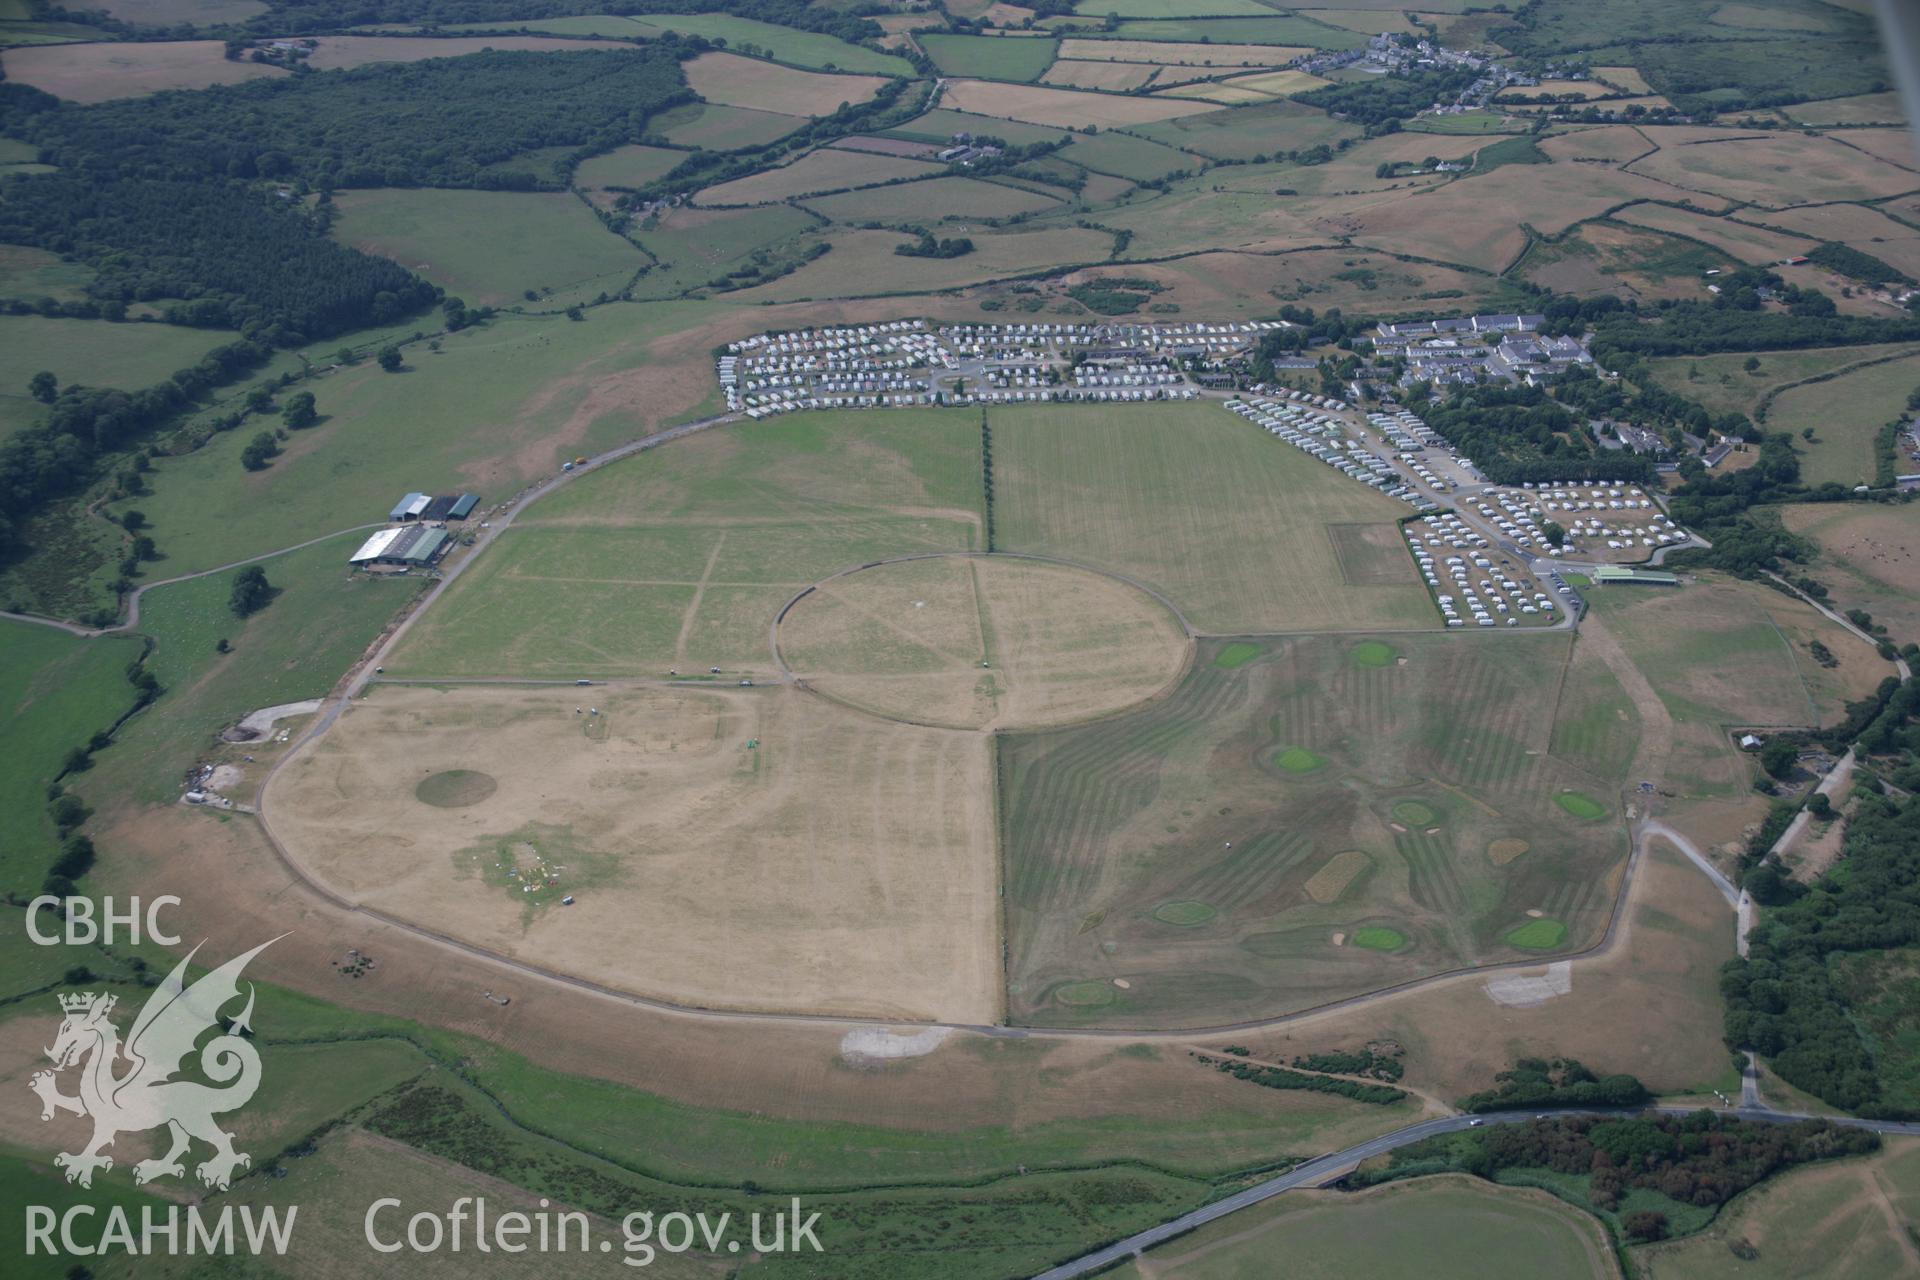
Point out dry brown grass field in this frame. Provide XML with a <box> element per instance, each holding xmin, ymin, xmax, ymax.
<box><xmin>267</xmin><ymin>682</ymin><xmax>1002</xmax><ymax>1023</ymax></box>
<box><xmin>300</xmin><ymin>34</ymin><xmax>637</xmax><ymax>70</ymax></box>
<box><xmin>1593</xmin><ymin>65</ymin><xmax>1653</xmax><ymax>94</ymax></box>
<box><xmin>684</xmin><ymin>51</ymin><xmax>888</xmax><ymax>116</ymax></box>
<box><xmin>1611</xmin><ymin>201</ymin><xmax>1814</xmax><ymax>264</ymax></box>
<box><xmin>1751</xmin><ymin>202</ymin><xmax>1920</xmax><ymax>279</ymax></box>
<box><xmin>0</xmin><ymin>40</ymin><xmax>284</xmax><ymax>102</ymax></box>
<box><xmin>1537</xmin><ymin>124</ymin><xmax>1654</xmax><ymax>164</ymax></box>
<box><xmin>1040</xmin><ymin>60</ymin><xmax>1162</xmax><ymax>91</ymax></box>
<box><xmin>1323</xmin><ymin>164</ymin><xmax>1711</xmax><ymax>273</ymax></box>
<box><xmin>1780</xmin><ymin>502</ymin><xmax>1920</xmax><ymax>643</ymax></box>
<box><xmin>1524</xmin><ymin>222</ymin><xmax>1734</xmax><ymax>301</ymax></box>
<box><xmin>1834</xmin><ymin>127</ymin><xmax>1920</xmax><ymax>171</ymax></box>
<box><xmin>695</xmin><ymin>147</ymin><xmax>939</xmax><ymax>204</ymax></box>
<box><xmin>737</xmin><ymin>225</ymin><xmax>1113</xmax><ymax>298</ymax></box>
<box><xmin>1153</xmin><ymin>81</ymin><xmax>1277</xmax><ymax>105</ymax></box>
<box><xmin>941</xmin><ymin>78</ymin><xmax>1217</xmax><ymax>127</ymax></box>
<box><xmin>1627</xmin><ymin>129</ymin><xmax>1920</xmax><ymax>207</ymax></box>
<box><xmin>778</xmin><ymin>554</ymin><xmax>1190</xmax><ymax>730</ymax></box>
<box><xmin>1632</xmin><ymin>1138</ymin><xmax>1920</xmax><ymax>1279</ymax></box>
<box><xmin>1784</xmin><ymin>91</ymin><xmax>1908</xmax><ymax>126</ymax></box>
<box><xmin>1045</xmin><ymin>249</ymin><xmax>1504</xmax><ymax>316</ymax></box>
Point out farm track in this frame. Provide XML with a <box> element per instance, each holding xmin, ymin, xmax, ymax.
<box><xmin>228</xmin><ymin>409</ymin><xmax>1751</xmax><ymax>1040</ymax></box>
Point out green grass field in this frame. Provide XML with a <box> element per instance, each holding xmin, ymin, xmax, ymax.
<box><xmin>330</xmin><ymin>189</ymin><xmax>648</xmax><ymax>309</ymax></box>
<box><xmin>1126</xmin><ymin>99</ymin><xmax>1358</xmax><ymax>160</ymax></box>
<box><xmin>991</xmin><ymin>403</ymin><xmax>1434</xmax><ymax>635</ymax></box>
<box><xmin>0</xmin><ymin>243</ymin><xmax>93</xmax><ymax>304</ymax></box>
<box><xmin>625</xmin><ymin>13</ymin><xmax>912</xmax><ymax>75</ymax></box>
<box><xmin>1061</xmin><ymin>129</ymin><xmax>1200</xmax><ymax>181</ymax></box>
<box><xmin>1646</xmin><ymin>343</ymin><xmax>1920</xmax><ymax>425</ymax></box>
<box><xmin>921</xmin><ymin>33</ymin><xmax>1059</xmax><ymax>82</ymax></box>
<box><xmin>1406</xmin><ymin>109</ymin><xmax>1529</xmax><ymax>134</ymax></box>
<box><xmin>572</xmin><ymin>143</ymin><xmax>687</xmax><ymax>192</ymax></box>
<box><xmin>387</xmin><ymin>410</ymin><xmax>984</xmax><ymax>678</ymax></box>
<box><xmin>801</xmin><ymin>175</ymin><xmax>1063</xmax><ymax>221</ymax></box>
<box><xmin>1114</xmin><ymin>1173</ymin><xmax>1615</xmax><ymax>1279</ymax></box>
<box><xmin>0</xmin><ymin>314</ymin><xmax>241</xmax><ymax>396</ymax></box>
<box><xmin>1766</xmin><ymin>351</ymin><xmax>1920</xmax><ymax>488</ymax></box>
<box><xmin>72</xmin><ymin>531</ymin><xmax>421</xmax><ymax>807</ymax></box>
<box><xmin>628</xmin><ymin>203</ymin><xmax>821</xmax><ymax>297</ymax></box>
<box><xmin>886</xmin><ymin>108</ymin><xmax>1070</xmax><ymax>148</ymax></box>
<box><xmin>1072</xmin><ymin>0</ymin><xmax>1275</xmax><ymax>14</ymax></box>
<box><xmin>96</xmin><ymin>304</ymin><xmax>725</xmax><ymax>576</ymax></box>
<box><xmin>650</xmin><ymin>100</ymin><xmax>804</xmax><ymax>150</ymax></box>
<box><xmin>0</xmin><ymin>621</ymin><xmax>144</xmax><ymax>895</ymax></box>
<box><xmin>1002</xmin><ymin>631</ymin><xmax>1635</xmax><ymax>1027</ymax></box>
<box><xmin>1099</xmin><ymin>16</ymin><xmax>1363</xmax><ymax>49</ymax></box>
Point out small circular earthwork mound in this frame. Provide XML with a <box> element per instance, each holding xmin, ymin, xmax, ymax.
<box><xmin>1505</xmin><ymin>917</ymin><xmax>1568</xmax><ymax>951</ymax></box>
<box><xmin>1053</xmin><ymin>980</ymin><xmax>1118</xmax><ymax>1008</ymax></box>
<box><xmin>1350</xmin><ymin>640</ymin><xmax>1396</xmax><ymax>668</ymax></box>
<box><xmin>415</xmin><ymin>769</ymin><xmax>498</xmax><ymax>808</ymax></box>
<box><xmin>1152</xmin><ymin>899</ymin><xmax>1216</xmax><ymax>927</ymax></box>
<box><xmin>1391</xmin><ymin>799</ymin><xmax>1437</xmax><ymax>827</ymax></box>
<box><xmin>1553</xmin><ymin>790</ymin><xmax>1607</xmax><ymax>820</ymax></box>
<box><xmin>1488</xmin><ymin>838</ymin><xmax>1530</xmax><ymax>866</ymax></box>
<box><xmin>1350</xmin><ymin>925</ymin><xmax>1408</xmax><ymax>952</ymax></box>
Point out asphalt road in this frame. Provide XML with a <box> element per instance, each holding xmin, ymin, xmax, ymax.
<box><xmin>1031</xmin><ymin>1105</ymin><xmax>1920</xmax><ymax>1279</ymax></box>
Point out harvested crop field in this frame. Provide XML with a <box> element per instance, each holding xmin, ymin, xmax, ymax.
<box><xmin>696</xmin><ymin>149</ymin><xmax>939</xmax><ymax>205</ymax></box>
<box><xmin>1002</xmin><ymin>631</ymin><xmax>1634</xmax><ymax>1027</ymax></box>
<box><xmin>941</xmin><ymin>79</ymin><xmax>1216</xmax><ymax>128</ymax></box>
<box><xmin>1628</xmin><ymin>130</ymin><xmax>1920</xmax><ymax>207</ymax></box>
<box><xmin>300</xmin><ymin>35</ymin><xmax>637</xmax><ymax>71</ymax></box>
<box><xmin>1041</xmin><ymin>60</ymin><xmax>1163</xmax><ymax>92</ymax></box>
<box><xmin>1750</xmin><ymin>202</ymin><xmax>1920</xmax><ymax>279</ymax></box>
<box><xmin>1205</xmin><ymin>69</ymin><xmax>1331</xmax><ymax>98</ymax></box>
<box><xmin>801</xmin><ymin>176</ymin><xmax>1063</xmax><ymax>221</ymax></box>
<box><xmin>683</xmin><ymin>52</ymin><xmax>887</xmax><ymax>117</ymax></box>
<box><xmin>0</xmin><ymin>39</ymin><xmax>284</xmax><ymax>102</ymax></box>
<box><xmin>267</xmin><ymin>682</ymin><xmax>1000</xmax><ymax>1023</ymax></box>
<box><xmin>1055</xmin><ymin>37</ymin><xmax>1299</xmax><ymax>66</ymax></box>
<box><xmin>777</xmin><ymin>554</ymin><xmax>1190</xmax><ymax>731</ymax></box>
<box><xmin>992</xmin><ymin>403</ymin><xmax>1433</xmax><ymax>634</ymax></box>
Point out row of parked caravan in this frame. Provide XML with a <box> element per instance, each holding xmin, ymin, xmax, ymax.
<box><xmin>1228</xmin><ymin>400</ymin><xmax>1428</xmax><ymax>510</ymax></box>
<box><xmin>1479</xmin><ymin>485</ymin><xmax>1687</xmax><ymax>556</ymax></box>
<box><xmin>1406</xmin><ymin>513</ymin><xmax>1560</xmax><ymax>628</ymax></box>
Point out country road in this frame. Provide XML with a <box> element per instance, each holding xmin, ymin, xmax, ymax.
<box><xmin>0</xmin><ymin>522</ymin><xmax>389</xmax><ymax>637</ymax></box>
<box><xmin>1030</xmin><ymin>1104</ymin><xmax>1920</xmax><ymax>1280</ymax></box>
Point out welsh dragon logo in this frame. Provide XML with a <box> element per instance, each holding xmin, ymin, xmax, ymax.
<box><xmin>30</xmin><ymin>937</ymin><xmax>281</xmax><ymax>1190</ymax></box>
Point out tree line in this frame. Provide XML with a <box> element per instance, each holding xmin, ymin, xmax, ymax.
<box><xmin>1722</xmin><ymin>792</ymin><xmax>1920</xmax><ymax>1116</ymax></box>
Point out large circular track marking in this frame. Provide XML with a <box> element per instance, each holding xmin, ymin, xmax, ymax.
<box><xmin>774</xmin><ymin>552</ymin><xmax>1193</xmax><ymax>731</ymax></box>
